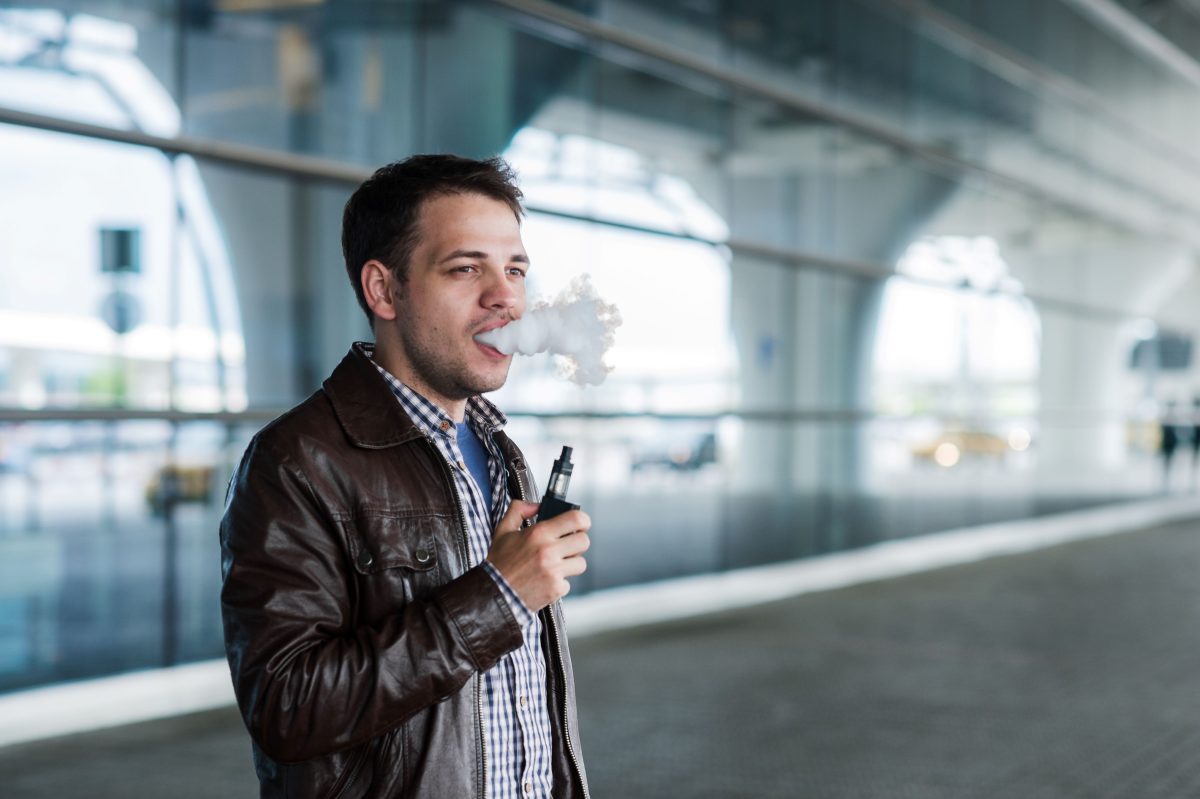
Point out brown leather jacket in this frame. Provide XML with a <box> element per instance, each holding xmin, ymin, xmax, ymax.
<box><xmin>220</xmin><ymin>346</ymin><xmax>589</xmax><ymax>799</ymax></box>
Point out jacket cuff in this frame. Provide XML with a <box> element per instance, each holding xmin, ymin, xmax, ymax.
<box><xmin>433</xmin><ymin>564</ymin><xmax>525</xmax><ymax>672</ymax></box>
<box><xmin>481</xmin><ymin>560</ymin><xmax>536</xmax><ymax>630</ymax></box>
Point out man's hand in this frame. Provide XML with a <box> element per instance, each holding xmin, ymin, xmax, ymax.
<box><xmin>487</xmin><ymin>500</ymin><xmax>591</xmax><ymax>612</ymax></box>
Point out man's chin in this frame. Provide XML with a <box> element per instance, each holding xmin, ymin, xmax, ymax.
<box><xmin>463</xmin><ymin>364</ymin><xmax>511</xmax><ymax>396</ymax></box>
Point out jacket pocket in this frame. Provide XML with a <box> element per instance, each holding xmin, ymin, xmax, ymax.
<box><xmin>341</xmin><ymin>512</ymin><xmax>458</xmax><ymax>614</ymax></box>
<box><xmin>345</xmin><ymin>512</ymin><xmax>450</xmax><ymax>576</ymax></box>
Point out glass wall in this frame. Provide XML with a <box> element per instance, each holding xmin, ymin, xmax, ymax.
<box><xmin>2</xmin><ymin>0</ymin><xmax>1199</xmax><ymax>692</ymax></box>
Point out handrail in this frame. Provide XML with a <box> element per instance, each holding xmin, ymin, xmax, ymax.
<box><xmin>0</xmin><ymin>406</ymin><xmax>1151</xmax><ymax>425</ymax></box>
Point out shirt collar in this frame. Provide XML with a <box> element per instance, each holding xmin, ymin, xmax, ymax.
<box><xmin>356</xmin><ymin>341</ymin><xmax>508</xmax><ymax>438</ymax></box>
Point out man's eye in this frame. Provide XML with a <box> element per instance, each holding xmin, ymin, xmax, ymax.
<box><xmin>454</xmin><ymin>265</ymin><xmax>477</xmax><ymax>273</ymax></box>
<box><xmin>508</xmin><ymin>267</ymin><xmax>527</xmax><ymax>277</ymax></box>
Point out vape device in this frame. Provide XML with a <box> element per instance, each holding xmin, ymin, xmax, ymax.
<box><xmin>538</xmin><ymin>445</ymin><xmax>580</xmax><ymax>521</ymax></box>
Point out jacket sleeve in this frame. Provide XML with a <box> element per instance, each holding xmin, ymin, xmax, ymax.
<box><xmin>219</xmin><ymin>434</ymin><xmax>524</xmax><ymax>763</ymax></box>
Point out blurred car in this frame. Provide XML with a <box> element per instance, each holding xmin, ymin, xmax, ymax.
<box><xmin>145</xmin><ymin>464</ymin><xmax>216</xmax><ymax>516</ymax></box>
<box><xmin>912</xmin><ymin>429</ymin><xmax>1026</xmax><ymax>467</ymax></box>
<box><xmin>630</xmin><ymin>432</ymin><xmax>717</xmax><ymax>472</ymax></box>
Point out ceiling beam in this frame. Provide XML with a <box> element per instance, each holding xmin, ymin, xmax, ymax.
<box><xmin>1059</xmin><ymin>0</ymin><xmax>1200</xmax><ymax>88</ymax></box>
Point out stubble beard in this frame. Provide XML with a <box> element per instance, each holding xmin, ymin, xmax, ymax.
<box><xmin>398</xmin><ymin>318</ymin><xmax>511</xmax><ymax>402</ymax></box>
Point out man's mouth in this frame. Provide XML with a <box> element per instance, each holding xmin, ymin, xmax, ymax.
<box><xmin>473</xmin><ymin>322</ymin><xmax>509</xmax><ymax>359</ymax></box>
<box><xmin>472</xmin><ymin>318</ymin><xmax>513</xmax><ymax>360</ymax></box>
<box><xmin>475</xmin><ymin>340</ymin><xmax>509</xmax><ymax>361</ymax></box>
<box><xmin>475</xmin><ymin>318</ymin><xmax>510</xmax><ymax>336</ymax></box>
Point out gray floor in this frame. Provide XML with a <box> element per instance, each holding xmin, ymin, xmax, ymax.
<box><xmin>5</xmin><ymin>517</ymin><xmax>1200</xmax><ymax>798</ymax></box>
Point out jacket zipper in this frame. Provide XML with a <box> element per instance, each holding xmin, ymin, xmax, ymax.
<box><xmin>545</xmin><ymin>605</ymin><xmax>589</xmax><ymax>799</ymax></box>
<box><xmin>326</xmin><ymin>742</ymin><xmax>370</xmax><ymax>799</ymax></box>
<box><xmin>424</xmin><ymin>436</ymin><xmax>488</xmax><ymax>799</ymax></box>
<box><xmin>511</xmin><ymin>458</ymin><xmax>590</xmax><ymax>799</ymax></box>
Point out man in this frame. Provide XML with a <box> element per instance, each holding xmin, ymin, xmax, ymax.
<box><xmin>220</xmin><ymin>154</ymin><xmax>591</xmax><ymax>799</ymax></box>
<box><xmin>1161</xmin><ymin>401</ymin><xmax>1179</xmax><ymax>492</ymax></box>
<box><xmin>1191</xmin><ymin>396</ymin><xmax>1200</xmax><ymax>489</ymax></box>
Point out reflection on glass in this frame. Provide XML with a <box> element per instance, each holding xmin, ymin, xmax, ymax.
<box><xmin>0</xmin><ymin>420</ymin><xmax>251</xmax><ymax>692</ymax></box>
<box><xmin>871</xmin><ymin>235</ymin><xmax>1039</xmax><ymax>484</ymax></box>
<box><xmin>496</xmin><ymin>127</ymin><xmax>739</xmax><ymax>415</ymax></box>
<box><xmin>0</xmin><ymin>0</ymin><xmax>1191</xmax><ymax>699</ymax></box>
<box><xmin>0</xmin><ymin>8</ymin><xmax>245</xmax><ymax>412</ymax></box>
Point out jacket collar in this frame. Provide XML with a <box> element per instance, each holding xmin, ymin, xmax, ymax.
<box><xmin>323</xmin><ymin>343</ymin><xmax>427</xmax><ymax>449</ymax></box>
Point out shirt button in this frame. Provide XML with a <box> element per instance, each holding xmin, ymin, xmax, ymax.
<box><xmin>439</xmin><ymin>420</ymin><xmax>451</xmax><ymax>432</ymax></box>
<box><xmin>523</xmin><ymin>782</ymin><xmax>532</xmax><ymax>796</ymax></box>
<box><xmin>457</xmin><ymin>459</ymin><xmax>466</xmax><ymax>470</ymax></box>
<box><xmin>518</xmin><ymin>694</ymin><xmax>527</xmax><ymax>708</ymax></box>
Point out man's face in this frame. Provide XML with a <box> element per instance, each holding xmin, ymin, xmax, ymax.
<box><xmin>387</xmin><ymin>191</ymin><xmax>528</xmax><ymax>406</ymax></box>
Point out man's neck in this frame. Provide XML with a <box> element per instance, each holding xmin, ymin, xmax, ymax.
<box><xmin>370</xmin><ymin>338</ymin><xmax>468</xmax><ymax>422</ymax></box>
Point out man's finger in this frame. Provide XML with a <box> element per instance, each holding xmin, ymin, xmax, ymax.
<box><xmin>562</xmin><ymin>555</ymin><xmax>588</xmax><ymax>577</ymax></box>
<box><xmin>550</xmin><ymin>532</ymin><xmax>590</xmax><ymax>560</ymax></box>
<box><xmin>534</xmin><ymin>510</ymin><xmax>591</xmax><ymax>539</ymax></box>
<box><xmin>496</xmin><ymin>499</ymin><xmax>540</xmax><ymax>535</ymax></box>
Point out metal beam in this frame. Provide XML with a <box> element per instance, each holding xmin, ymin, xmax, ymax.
<box><xmin>1059</xmin><ymin>0</ymin><xmax>1200</xmax><ymax>88</ymax></box>
<box><xmin>0</xmin><ymin>105</ymin><xmax>370</xmax><ymax>184</ymax></box>
<box><xmin>0</xmin><ymin>405</ymin><xmax>1138</xmax><ymax>425</ymax></box>
<box><xmin>0</xmin><ymin>103</ymin><xmax>1166</xmax><ymax>326</ymax></box>
<box><xmin>3</xmin><ymin>1</ymin><xmax>1198</xmax><ymax>249</ymax></box>
<box><xmin>882</xmin><ymin>0</ymin><xmax>1200</xmax><ymax>180</ymax></box>
<box><xmin>481</xmin><ymin>0</ymin><xmax>1200</xmax><ymax>250</ymax></box>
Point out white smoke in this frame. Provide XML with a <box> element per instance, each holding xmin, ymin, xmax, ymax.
<box><xmin>475</xmin><ymin>274</ymin><xmax>622</xmax><ymax>386</ymax></box>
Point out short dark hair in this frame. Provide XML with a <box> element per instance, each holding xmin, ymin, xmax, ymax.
<box><xmin>341</xmin><ymin>154</ymin><xmax>525</xmax><ymax>323</ymax></box>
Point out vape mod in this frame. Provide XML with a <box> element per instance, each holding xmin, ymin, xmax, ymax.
<box><xmin>538</xmin><ymin>445</ymin><xmax>580</xmax><ymax>521</ymax></box>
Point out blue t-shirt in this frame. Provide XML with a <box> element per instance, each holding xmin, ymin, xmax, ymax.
<box><xmin>456</xmin><ymin>420</ymin><xmax>494</xmax><ymax>506</ymax></box>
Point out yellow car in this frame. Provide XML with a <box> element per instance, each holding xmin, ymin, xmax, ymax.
<box><xmin>912</xmin><ymin>430</ymin><xmax>1025</xmax><ymax>467</ymax></box>
<box><xmin>145</xmin><ymin>464</ymin><xmax>216</xmax><ymax>516</ymax></box>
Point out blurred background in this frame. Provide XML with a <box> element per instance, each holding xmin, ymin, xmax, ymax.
<box><xmin>3</xmin><ymin>0</ymin><xmax>1200</xmax><ymax>796</ymax></box>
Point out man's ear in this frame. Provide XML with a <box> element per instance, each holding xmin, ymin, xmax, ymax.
<box><xmin>361</xmin><ymin>260</ymin><xmax>398</xmax><ymax>321</ymax></box>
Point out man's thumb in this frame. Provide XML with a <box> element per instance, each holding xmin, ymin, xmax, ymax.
<box><xmin>497</xmin><ymin>499</ymin><xmax>540</xmax><ymax>534</ymax></box>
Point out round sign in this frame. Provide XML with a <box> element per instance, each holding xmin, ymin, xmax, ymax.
<box><xmin>100</xmin><ymin>290</ymin><xmax>142</xmax><ymax>335</ymax></box>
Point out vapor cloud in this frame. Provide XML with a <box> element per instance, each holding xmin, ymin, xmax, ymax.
<box><xmin>475</xmin><ymin>274</ymin><xmax>622</xmax><ymax>385</ymax></box>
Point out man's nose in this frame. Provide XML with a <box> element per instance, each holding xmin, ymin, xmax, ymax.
<box><xmin>482</xmin><ymin>271</ymin><xmax>520</xmax><ymax>311</ymax></box>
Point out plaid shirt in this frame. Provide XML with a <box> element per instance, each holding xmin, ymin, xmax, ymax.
<box><xmin>362</xmin><ymin>343</ymin><xmax>554</xmax><ymax>799</ymax></box>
